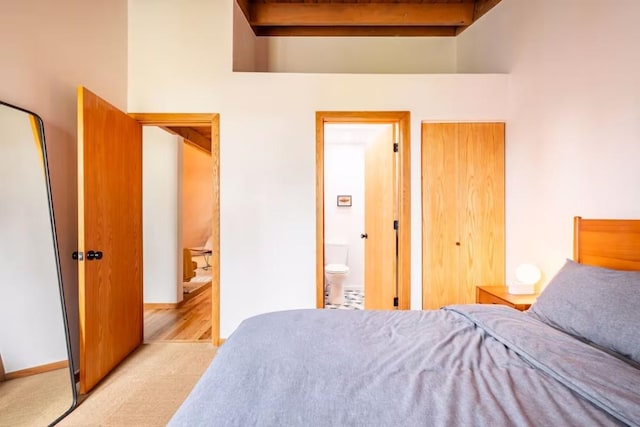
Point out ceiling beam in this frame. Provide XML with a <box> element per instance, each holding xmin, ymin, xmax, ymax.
<box><xmin>129</xmin><ymin>113</ymin><xmax>217</xmax><ymax>127</ymax></box>
<box><xmin>236</xmin><ymin>0</ymin><xmax>251</xmax><ymax>21</ymax></box>
<box><xmin>163</xmin><ymin>126</ymin><xmax>211</xmax><ymax>152</ymax></box>
<box><xmin>473</xmin><ymin>0</ymin><xmax>503</xmax><ymax>21</ymax></box>
<box><xmin>250</xmin><ymin>3</ymin><xmax>474</xmax><ymax>27</ymax></box>
<box><xmin>257</xmin><ymin>25</ymin><xmax>457</xmax><ymax>37</ymax></box>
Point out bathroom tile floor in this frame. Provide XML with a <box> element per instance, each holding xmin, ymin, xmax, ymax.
<box><xmin>324</xmin><ymin>289</ymin><xmax>364</xmax><ymax>310</ymax></box>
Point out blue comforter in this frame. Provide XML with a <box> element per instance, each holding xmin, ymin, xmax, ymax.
<box><xmin>169</xmin><ymin>305</ymin><xmax>640</xmax><ymax>426</ymax></box>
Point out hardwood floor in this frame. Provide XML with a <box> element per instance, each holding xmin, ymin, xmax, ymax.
<box><xmin>144</xmin><ymin>284</ymin><xmax>211</xmax><ymax>342</ymax></box>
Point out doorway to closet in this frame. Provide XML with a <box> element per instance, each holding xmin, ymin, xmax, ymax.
<box><xmin>316</xmin><ymin>111</ymin><xmax>411</xmax><ymax>310</ymax></box>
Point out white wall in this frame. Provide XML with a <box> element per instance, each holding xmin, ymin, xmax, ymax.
<box><xmin>0</xmin><ymin>108</ymin><xmax>67</xmax><ymax>372</ymax></box>
<box><xmin>0</xmin><ymin>0</ymin><xmax>128</xmax><ymax>367</ymax></box>
<box><xmin>265</xmin><ymin>37</ymin><xmax>456</xmax><ymax>74</ymax></box>
<box><xmin>324</xmin><ymin>143</ymin><xmax>365</xmax><ymax>289</ymax></box>
<box><xmin>129</xmin><ymin>0</ymin><xmax>509</xmax><ymax>337</ymax></box>
<box><xmin>143</xmin><ymin>127</ymin><xmax>183</xmax><ymax>303</ymax></box>
<box><xmin>457</xmin><ymin>0</ymin><xmax>640</xmax><ymax>286</ymax></box>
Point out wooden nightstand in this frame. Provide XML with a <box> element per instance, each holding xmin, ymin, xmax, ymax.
<box><xmin>476</xmin><ymin>286</ymin><xmax>538</xmax><ymax>311</ymax></box>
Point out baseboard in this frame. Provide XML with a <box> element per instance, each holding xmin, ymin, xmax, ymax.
<box><xmin>145</xmin><ymin>282</ymin><xmax>210</xmax><ymax>310</ymax></box>
<box><xmin>5</xmin><ymin>360</ymin><xmax>68</xmax><ymax>380</ymax></box>
<box><xmin>144</xmin><ymin>301</ymin><xmax>184</xmax><ymax>310</ymax></box>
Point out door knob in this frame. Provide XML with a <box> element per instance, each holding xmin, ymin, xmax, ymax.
<box><xmin>361</xmin><ymin>233</ymin><xmax>368</xmax><ymax>239</ymax></box>
<box><xmin>86</xmin><ymin>250</ymin><xmax>103</xmax><ymax>261</ymax></box>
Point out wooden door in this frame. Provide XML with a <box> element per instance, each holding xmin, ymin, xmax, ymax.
<box><xmin>422</xmin><ymin>122</ymin><xmax>504</xmax><ymax>309</ymax></box>
<box><xmin>77</xmin><ymin>87</ymin><xmax>143</xmax><ymax>393</ymax></box>
<box><xmin>458</xmin><ymin>123</ymin><xmax>505</xmax><ymax>302</ymax></box>
<box><xmin>364</xmin><ymin>125</ymin><xmax>397</xmax><ymax>309</ymax></box>
<box><xmin>422</xmin><ymin>123</ymin><xmax>461</xmax><ymax>310</ymax></box>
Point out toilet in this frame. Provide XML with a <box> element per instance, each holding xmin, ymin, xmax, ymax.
<box><xmin>324</xmin><ymin>243</ymin><xmax>350</xmax><ymax>305</ymax></box>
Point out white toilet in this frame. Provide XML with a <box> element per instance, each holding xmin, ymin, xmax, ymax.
<box><xmin>325</xmin><ymin>243</ymin><xmax>350</xmax><ymax>305</ymax></box>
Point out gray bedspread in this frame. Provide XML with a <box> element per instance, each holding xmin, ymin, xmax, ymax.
<box><xmin>169</xmin><ymin>305</ymin><xmax>640</xmax><ymax>426</ymax></box>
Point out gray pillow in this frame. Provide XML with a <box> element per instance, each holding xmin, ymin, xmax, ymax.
<box><xmin>528</xmin><ymin>259</ymin><xmax>640</xmax><ymax>363</ymax></box>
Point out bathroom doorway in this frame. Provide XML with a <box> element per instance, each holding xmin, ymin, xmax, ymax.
<box><xmin>315</xmin><ymin>112</ymin><xmax>411</xmax><ymax>310</ymax></box>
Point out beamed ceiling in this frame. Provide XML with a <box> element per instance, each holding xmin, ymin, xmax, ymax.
<box><xmin>236</xmin><ymin>0</ymin><xmax>503</xmax><ymax>37</ymax></box>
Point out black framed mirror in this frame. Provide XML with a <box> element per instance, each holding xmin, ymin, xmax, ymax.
<box><xmin>0</xmin><ymin>101</ymin><xmax>76</xmax><ymax>425</ymax></box>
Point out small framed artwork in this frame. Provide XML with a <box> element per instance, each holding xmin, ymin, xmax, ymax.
<box><xmin>337</xmin><ymin>195</ymin><xmax>352</xmax><ymax>207</ymax></box>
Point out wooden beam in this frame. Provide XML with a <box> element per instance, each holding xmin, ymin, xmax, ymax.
<box><xmin>236</xmin><ymin>0</ymin><xmax>251</xmax><ymax>23</ymax></box>
<box><xmin>163</xmin><ymin>126</ymin><xmax>211</xmax><ymax>153</ymax></box>
<box><xmin>474</xmin><ymin>0</ymin><xmax>503</xmax><ymax>21</ymax></box>
<box><xmin>128</xmin><ymin>113</ymin><xmax>216</xmax><ymax>127</ymax></box>
<box><xmin>251</xmin><ymin>3</ymin><xmax>474</xmax><ymax>27</ymax></box>
<box><xmin>257</xmin><ymin>25</ymin><xmax>457</xmax><ymax>37</ymax></box>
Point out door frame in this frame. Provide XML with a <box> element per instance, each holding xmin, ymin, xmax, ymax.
<box><xmin>315</xmin><ymin>111</ymin><xmax>411</xmax><ymax>309</ymax></box>
<box><xmin>128</xmin><ymin>113</ymin><xmax>221</xmax><ymax>345</ymax></box>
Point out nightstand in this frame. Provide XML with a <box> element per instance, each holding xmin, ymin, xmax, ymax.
<box><xmin>476</xmin><ymin>286</ymin><xmax>538</xmax><ymax>311</ymax></box>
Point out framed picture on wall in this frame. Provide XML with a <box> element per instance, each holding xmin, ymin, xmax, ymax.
<box><xmin>337</xmin><ymin>195</ymin><xmax>352</xmax><ymax>207</ymax></box>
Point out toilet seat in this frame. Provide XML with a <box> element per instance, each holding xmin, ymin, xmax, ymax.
<box><xmin>325</xmin><ymin>263</ymin><xmax>349</xmax><ymax>274</ymax></box>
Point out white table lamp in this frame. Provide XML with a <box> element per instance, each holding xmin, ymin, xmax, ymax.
<box><xmin>508</xmin><ymin>264</ymin><xmax>541</xmax><ymax>295</ymax></box>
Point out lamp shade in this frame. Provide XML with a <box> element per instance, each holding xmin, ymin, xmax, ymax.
<box><xmin>509</xmin><ymin>263</ymin><xmax>541</xmax><ymax>295</ymax></box>
<box><xmin>515</xmin><ymin>264</ymin><xmax>541</xmax><ymax>285</ymax></box>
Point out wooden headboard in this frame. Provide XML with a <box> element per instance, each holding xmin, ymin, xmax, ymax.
<box><xmin>573</xmin><ymin>216</ymin><xmax>640</xmax><ymax>271</ymax></box>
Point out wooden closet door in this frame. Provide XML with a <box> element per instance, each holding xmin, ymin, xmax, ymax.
<box><xmin>422</xmin><ymin>123</ymin><xmax>460</xmax><ymax>310</ymax></box>
<box><xmin>422</xmin><ymin>122</ymin><xmax>505</xmax><ymax>309</ymax></box>
<box><xmin>458</xmin><ymin>123</ymin><xmax>505</xmax><ymax>302</ymax></box>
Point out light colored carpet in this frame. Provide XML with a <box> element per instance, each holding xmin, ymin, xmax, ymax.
<box><xmin>0</xmin><ymin>368</ymin><xmax>74</xmax><ymax>427</ymax></box>
<box><xmin>59</xmin><ymin>342</ymin><xmax>217</xmax><ymax>426</ymax></box>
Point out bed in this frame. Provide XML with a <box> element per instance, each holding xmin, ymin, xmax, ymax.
<box><xmin>169</xmin><ymin>217</ymin><xmax>640</xmax><ymax>426</ymax></box>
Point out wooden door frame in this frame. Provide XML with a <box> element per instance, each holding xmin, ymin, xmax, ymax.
<box><xmin>315</xmin><ymin>111</ymin><xmax>411</xmax><ymax>309</ymax></box>
<box><xmin>128</xmin><ymin>113</ymin><xmax>221</xmax><ymax>346</ymax></box>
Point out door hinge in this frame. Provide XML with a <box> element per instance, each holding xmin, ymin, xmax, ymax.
<box><xmin>393</xmin><ymin>220</ymin><xmax>399</xmax><ymax>230</ymax></box>
<box><xmin>393</xmin><ymin>297</ymin><xmax>399</xmax><ymax>307</ymax></box>
<box><xmin>393</xmin><ymin>143</ymin><xmax>399</xmax><ymax>152</ymax></box>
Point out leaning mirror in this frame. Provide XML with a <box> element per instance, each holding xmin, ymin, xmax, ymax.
<box><xmin>0</xmin><ymin>101</ymin><xmax>76</xmax><ymax>425</ymax></box>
